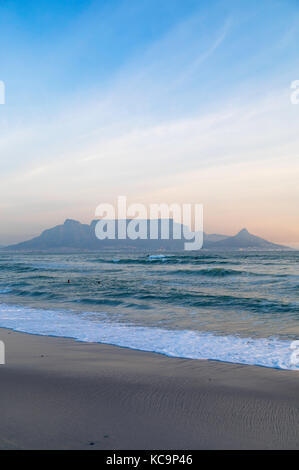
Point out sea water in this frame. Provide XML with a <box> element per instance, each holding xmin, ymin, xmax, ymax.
<box><xmin>0</xmin><ymin>250</ymin><xmax>298</xmax><ymax>370</ymax></box>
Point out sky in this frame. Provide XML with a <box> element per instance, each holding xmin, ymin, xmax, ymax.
<box><xmin>0</xmin><ymin>0</ymin><xmax>299</xmax><ymax>246</ymax></box>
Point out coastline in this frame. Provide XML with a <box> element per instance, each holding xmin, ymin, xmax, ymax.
<box><xmin>0</xmin><ymin>327</ymin><xmax>298</xmax><ymax>449</ymax></box>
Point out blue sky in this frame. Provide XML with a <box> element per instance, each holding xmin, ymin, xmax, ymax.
<box><xmin>0</xmin><ymin>0</ymin><xmax>299</xmax><ymax>245</ymax></box>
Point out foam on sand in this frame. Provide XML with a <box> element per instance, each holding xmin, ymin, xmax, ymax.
<box><xmin>0</xmin><ymin>303</ymin><xmax>297</xmax><ymax>370</ymax></box>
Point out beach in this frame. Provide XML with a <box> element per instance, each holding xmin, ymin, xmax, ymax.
<box><xmin>0</xmin><ymin>327</ymin><xmax>298</xmax><ymax>450</ymax></box>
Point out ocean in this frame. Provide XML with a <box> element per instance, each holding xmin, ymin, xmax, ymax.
<box><xmin>0</xmin><ymin>250</ymin><xmax>298</xmax><ymax>370</ymax></box>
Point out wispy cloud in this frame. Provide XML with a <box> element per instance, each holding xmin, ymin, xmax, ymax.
<box><xmin>171</xmin><ymin>18</ymin><xmax>231</xmax><ymax>89</ymax></box>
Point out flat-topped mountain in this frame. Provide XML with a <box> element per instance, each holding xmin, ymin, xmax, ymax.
<box><xmin>4</xmin><ymin>220</ymin><xmax>290</xmax><ymax>251</ymax></box>
<box><xmin>4</xmin><ymin>219</ymin><xmax>187</xmax><ymax>251</ymax></box>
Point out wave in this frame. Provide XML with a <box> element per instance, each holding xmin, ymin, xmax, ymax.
<box><xmin>167</xmin><ymin>268</ymin><xmax>299</xmax><ymax>278</ymax></box>
<box><xmin>75</xmin><ymin>298</ymin><xmax>123</xmax><ymax>307</ymax></box>
<box><xmin>0</xmin><ymin>303</ymin><xmax>297</xmax><ymax>370</ymax></box>
<box><xmin>135</xmin><ymin>290</ymin><xmax>299</xmax><ymax>313</ymax></box>
<box><xmin>9</xmin><ymin>284</ymin><xmax>298</xmax><ymax>314</ymax></box>
<box><xmin>30</xmin><ymin>263</ymin><xmax>75</xmax><ymax>270</ymax></box>
<box><xmin>90</xmin><ymin>255</ymin><xmax>239</xmax><ymax>266</ymax></box>
<box><xmin>148</xmin><ymin>254</ymin><xmax>167</xmax><ymax>261</ymax></box>
<box><xmin>169</xmin><ymin>268</ymin><xmax>249</xmax><ymax>277</ymax></box>
<box><xmin>11</xmin><ymin>289</ymin><xmax>64</xmax><ymax>300</ymax></box>
<box><xmin>0</xmin><ymin>263</ymin><xmax>38</xmax><ymax>273</ymax></box>
<box><xmin>108</xmin><ymin>258</ymin><xmax>169</xmax><ymax>265</ymax></box>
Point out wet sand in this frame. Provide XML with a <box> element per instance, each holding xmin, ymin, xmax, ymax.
<box><xmin>0</xmin><ymin>327</ymin><xmax>298</xmax><ymax>450</ymax></box>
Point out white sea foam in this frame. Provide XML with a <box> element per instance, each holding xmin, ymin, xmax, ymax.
<box><xmin>148</xmin><ymin>254</ymin><xmax>166</xmax><ymax>261</ymax></box>
<box><xmin>0</xmin><ymin>303</ymin><xmax>297</xmax><ymax>370</ymax></box>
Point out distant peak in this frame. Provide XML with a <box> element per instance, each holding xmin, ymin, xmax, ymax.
<box><xmin>238</xmin><ymin>228</ymin><xmax>249</xmax><ymax>235</ymax></box>
<box><xmin>64</xmin><ymin>219</ymin><xmax>80</xmax><ymax>225</ymax></box>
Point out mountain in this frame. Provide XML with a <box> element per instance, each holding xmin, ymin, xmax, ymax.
<box><xmin>4</xmin><ymin>220</ymin><xmax>290</xmax><ymax>251</ymax></box>
<box><xmin>208</xmin><ymin>228</ymin><xmax>288</xmax><ymax>250</ymax></box>
<box><xmin>4</xmin><ymin>219</ymin><xmax>188</xmax><ymax>251</ymax></box>
<box><xmin>204</xmin><ymin>233</ymin><xmax>228</xmax><ymax>243</ymax></box>
<box><xmin>5</xmin><ymin>219</ymin><xmax>93</xmax><ymax>251</ymax></box>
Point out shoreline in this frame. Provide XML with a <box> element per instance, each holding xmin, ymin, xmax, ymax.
<box><xmin>0</xmin><ymin>327</ymin><xmax>298</xmax><ymax>449</ymax></box>
<box><xmin>0</xmin><ymin>303</ymin><xmax>297</xmax><ymax>371</ymax></box>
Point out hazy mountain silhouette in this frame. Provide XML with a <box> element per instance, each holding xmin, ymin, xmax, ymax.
<box><xmin>208</xmin><ymin>228</ymin><xmax>287</xmax><ymax>250</ymax></box>
<box><xmin>203</xmin><ymin>233</ymin><xmax>228</xmax><ymax>243</ymax></box>
<box><xmin>4</xmin><ymin>220</ymin><xmax>290</xmax><ymax>251</ymax></box>
<box><xmin>5</xmin><ymin>219</ymin><xmax>187</xmax><ymax>251</ymax></box>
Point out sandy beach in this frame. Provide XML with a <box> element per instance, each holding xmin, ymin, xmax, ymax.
<box><xmin>0</xmin><ymin>327</ymin><xmax>298</xmax><ymax>450</ymax></box>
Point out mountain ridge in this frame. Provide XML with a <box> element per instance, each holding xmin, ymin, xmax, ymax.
<box><xmin>2</xmin><ymin>219</ymin><xmax>291</xmax><ymax>251</ymax></box>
